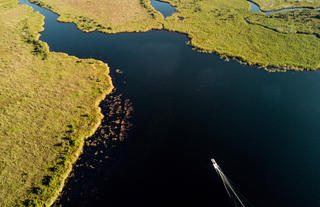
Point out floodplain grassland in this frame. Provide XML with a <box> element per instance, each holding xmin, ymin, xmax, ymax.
<box><xmin>29</xmin><ymin>0</ymin><xmax>164</xmax><ymax>32</ymax></box>
<box><xmin>251</xmin><ymin>0</ymin><xmax>320</xmax><ymax>11</ymax></box>
<box><xmin>0</xmin><ymin>0</ymin><xmax>113</xmax><ymax>206</ymax></box>
<box><xmin>163</xmin><ymin>0</ymin><xmax>320</xmax><ymax>70</ymax></box>
<box><xmin>247</xmin><ymin>10</ymin><xmax>320</xmax><ymax>37</ymax></box>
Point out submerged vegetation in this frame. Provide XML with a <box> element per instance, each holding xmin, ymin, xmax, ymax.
<box><xmin>0</xmin><ymin>0</ymin><xmax>113</xmax><ymax>206</ymax></box>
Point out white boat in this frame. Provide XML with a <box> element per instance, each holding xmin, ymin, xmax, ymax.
<box><xmin>211</xmin><ymin>158</ymin><xmax>219</xmax><ymax>169</ymax></box>
<box><xmin>211</xmin><ymin>158</ymin><xmax>216</xmax><ymax>164</ymax></box>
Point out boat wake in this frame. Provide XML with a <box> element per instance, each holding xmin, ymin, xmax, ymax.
<box><xmin>211</xmin><ymin>158</ymin><xmax>253</xmax><ymax>207</ymax></box>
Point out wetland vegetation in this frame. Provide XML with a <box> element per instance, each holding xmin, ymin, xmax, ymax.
<box><xmin>247</xmin><ymin>9</ymin><xmax>320</xmax><ymax>37</ymax></box>
<box><xmin>251</xmin><ymin>0</ymin><xmax>320</xmax><ymax>11</ymax></box>
<box><xmin>163</xmin><ymin>0</ymin><xmax>320</xmax><ymax>70</ymax></box>
<box><xmin>1</xmin><ymin>0</ymin><xmax>320</xmax><ymax>206</ymax></box>
<box><xmin>28</xmin><ymin>0</ymin><xmax>164</xmax><ymax>32</ymax></box>
<box><xmin>0</xmin><ymin>0</ymin><xmax>112</xmax><ymax>206</ymax></box>
<box><xmin>26</xmin><ymin>0</ymin><xmax>320</xmax><ymax>70</ymax></box>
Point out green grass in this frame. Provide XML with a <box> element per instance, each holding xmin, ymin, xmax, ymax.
<box><xmin>251</xmin><ymin>0</ymin><xmax>320</xmax><ymax>11</ymax></box>
<box><xmin>23</xmin><ymin>0</ymin><xmax>320</xmax><ymax>70</ymax></box>
<box><xmin>0</xmin><ymin>0</ymin><xmax>113</xmax><ymax>206</ymax></box>
<box><xmin>1</xmin><ymin>0</ymin><xmax>319</xmax><ymax>205</ymax></box>
<box><xmin>247</xmin><ymin>10</ymin><xmax>320</xmax><ymax>37</ymax></box>
<box><xmin>29</xmin><ymin>0</ymin><xmax>165</xmax><ymax>33</ymax></box>
<box><xmin>162</xmin><ymin>0</ymin><xmax>320</xmax><ymax>70</ymax></box>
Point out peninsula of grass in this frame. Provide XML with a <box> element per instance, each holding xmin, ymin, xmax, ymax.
<box><xmin>0</xmin><ymin>0</ymin><xmax>113</xmax><ymax>206</ymax></box>
<box><xmin>251</xmin><ymin>0</ymin><xmax>320</xmax><ymax>11</ymax></box>
<box><xmin>29</xmin><ymin>0</ymin><xmax>164</xmax><ymax>33</ymax></box>
<box><xmin>162</xmin><ymin>0</ymin><xmax>320</xmax><ymax>70</ymax></box>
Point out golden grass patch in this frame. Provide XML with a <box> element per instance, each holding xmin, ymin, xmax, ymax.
<box><xmin>29</xmin><ymin>0</ymin><xmax>165</xmax><ymax>32</ymax></box>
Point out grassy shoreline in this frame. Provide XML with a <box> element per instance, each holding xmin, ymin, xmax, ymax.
<box><xmin>23</xmin><ymin>0</ymin><xmax>320</xmax><ymax>71</ymax></box>
<box><xmin>29</xmin><ymin>0</ymin><xmax>164</xmax><ymax>33</ymax></box>
<box><xmin>163</xmin><ymin>24</ymin><xmax>315</xmax><ymax>72</ymax></box>
<box><xmin>40</xmin><ymin>83</ymin><xmax>111</xmax><ymax>207</ymax></box>
<box><xmin>163</xmin><ymin>0</ymin><xmax>319</xmax><ymax>70</ymax></box>
<box><xmin>2</xmin><ymin>0</ymin><xmax>319</xmax><ymax>205</ymax></box>
<box><xmin>44</xmin><ymin>82</ymin><xmax>112</xmax><ymax>207</ymax></box>
<box><xmin>0</xmin><ymin>0</ymin><xmax>113</xmax><ymax>206</ymax></box>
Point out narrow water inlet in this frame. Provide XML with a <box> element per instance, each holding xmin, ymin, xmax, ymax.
<box><xmin>246</xmin><ymin>0</ymin><xmax>320</xmax><ymax>15</ymax></box>
<box><xmin>245</xmin><ymin>0</ymin><xmax>319</xmax><ymax>39</ymax></box>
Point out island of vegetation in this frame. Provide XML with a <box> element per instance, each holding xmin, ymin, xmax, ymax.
<box><xmin>0</xmin><ymin>0</ymin><xmax>113</xmax><ymax>206</ymax></box>
<box><xmin>27</xmin><ymin>0</ymin><xmax>319</xmax><ymax>70</ymax></box>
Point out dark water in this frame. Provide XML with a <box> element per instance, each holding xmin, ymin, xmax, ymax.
<box><xmin>20</xmin><ymin>0</ymin><xmax>320</xmax><ymax>206</ymax></box>
<box><xmin>247</xmin><ymin>0</ymin><xmax>320</xmax><ymax>15</ymax></box>
<box><xmin>150</xmin><ymin>0</ymin><xmax>176</xmax><ymax>18</ymax></box>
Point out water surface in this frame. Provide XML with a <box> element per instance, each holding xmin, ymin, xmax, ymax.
<box><xmin>19</xmin><ymin>0</ymin><xmax>320</xmax><ymax>206</ymax></box>
<box><xmin>150</xmin><ymin>0</ymin><xmax>176</xmax><ymax>17</ymax></box>
<box><xmin>247</xmin><ymin>0</ymin><xmax>320</xmax><ymax>15</ymax></box>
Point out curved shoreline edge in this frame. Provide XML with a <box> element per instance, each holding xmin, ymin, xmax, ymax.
<box><xmin>45</xmin><ymin>79</ymin><xmax>113</xmax><ymax>207</ymax></box>
<box><xmin>161</xmin><ymin>0</ymin><xmax>320</xmax><ymax>71</ymax></box>
<box><xmin>35</xmin><ymin>31</ymin><xmax>115</xmax><ymax>207</ymax></box>
<box><xmin>34</xmin><ymin>13</ymin><xmax>115</xmax><ymax>207</ymax></box>
<box><xmin>38</xmin><ymin>27</ymin><xmax>115</xmax><ymax>207</ymax></box>
<box><xmin>38</xmin><ymin>38</ymin><xmax>114</xmax><ymax>207</ymax></box>
<box><xmin>25</xmin><ymin>0</ymin><xmax>320</xmax><ymax>71</ymax></box>
<box><xmin>1</xmin><ymin>1</ymin><xmax>114</xmax><ymax>206</ymax></box>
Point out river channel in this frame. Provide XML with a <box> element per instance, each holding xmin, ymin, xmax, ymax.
<box><xmin>247</xmin><ymin>0</ymin><xmax>320</xmax><ymax>15</ymax></box>
<box><xmin>19</xmin><ymin>0</ymin><xmax>320</xmax><ymax>206</ymax></box>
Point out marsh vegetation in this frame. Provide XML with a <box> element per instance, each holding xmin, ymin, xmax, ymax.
<box><xmin>29</xmin><ymin>0</ymin><xmax>164</xmax><ymax>33</ymax></box>
<box><xmin>163</xmin><ymin>0</ymin><xmax>320</xmax><ymax>70</ymax></box>
<box><xmin>2</xmin><ymin>0</ymin><xmax>320</xmax><ymax>206</ymax></box>
<box><xmin>0</xmin><ymin>0</ymin><xmax>112</xmax><ymax>206</ymax></box>
<box><xmin>247</xmin><ymin>9</ymin><xmax>320</xmax><ymax>37</ymax></box>
<box><xmin>251</xmin><ymin>0</ymin><xmax>320</xmax><ymax>11</ymax></box>
<box><xmin>26</xmin><ymin>0</ymin><xmax>320</xmax><ymax>70</ymax></box>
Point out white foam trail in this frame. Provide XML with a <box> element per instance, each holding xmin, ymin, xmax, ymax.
<box><xmin>212</xmin><ymin>158</ymin><xmax>246</xmax><ymax>207</ymax></box>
